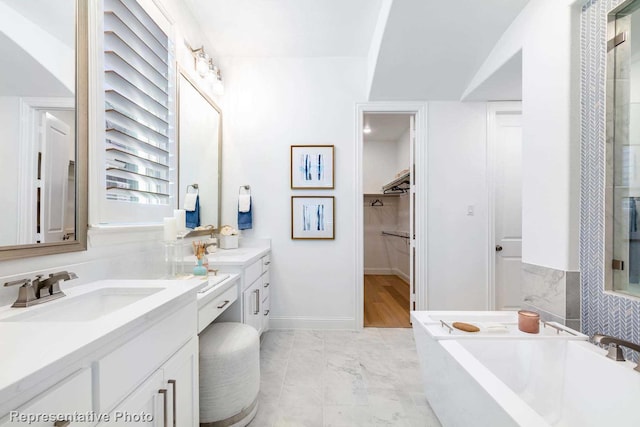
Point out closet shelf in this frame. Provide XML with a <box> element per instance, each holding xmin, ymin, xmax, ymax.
<box><xmin>382</xmin><ymin>230</ymin><xmax>410</xmax><ymax>239</ymax></box>
<box><xmin>382</xmin><ymin>171</ymin><xmax>411</xmax><ymax>194</ymax></box>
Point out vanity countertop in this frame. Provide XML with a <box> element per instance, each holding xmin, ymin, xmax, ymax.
<box><xmin>0</xmin><ymin>277</ymin><xmax>209</xmax><ymax>415</ymax></box>
<box><xmin>185</xmin><ymin>244</ymin><xmax>270</xmax><ymax>267</ymax></box>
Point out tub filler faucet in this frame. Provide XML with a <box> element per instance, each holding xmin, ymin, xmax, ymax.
<box><xmin>593</xmin><ymin>334</ymin><xmax>640</xmax><ymax>372</ymax></box>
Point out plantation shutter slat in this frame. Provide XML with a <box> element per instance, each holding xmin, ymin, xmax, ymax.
<box><xmin>104</xmin><ymin>0</ymin><xmax>170</xmax><ymax>205</ymax></box>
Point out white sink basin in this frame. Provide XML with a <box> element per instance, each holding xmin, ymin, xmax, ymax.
<box><xmin>0</xmin><ymin>287</ymin><xmax>163</xmax><ymax>322</ymax></box>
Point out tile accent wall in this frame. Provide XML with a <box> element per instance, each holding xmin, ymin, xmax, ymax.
<box><xmin>581</xmin><ymin>0</ymin><xmax>640</xmax><ymax>358</ymax></box>
<box><xmin>522</xmin><ymin>264</ymin><xmax>581</xmax><ymax>330</ymax></box>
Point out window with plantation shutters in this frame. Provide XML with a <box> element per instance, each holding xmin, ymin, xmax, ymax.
<box><xmin>103</xmin><ymin>0</ymin><xmax>171</xmax><ymax>206</ymax></box>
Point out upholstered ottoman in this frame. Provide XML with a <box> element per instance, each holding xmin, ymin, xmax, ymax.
<box><xmin>199</xmin><ymin>322</ymin><xmax>260</xmax><ymax>427</ymax></box>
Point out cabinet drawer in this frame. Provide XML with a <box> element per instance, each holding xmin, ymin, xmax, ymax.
<box><xmin>2</xmin><ymin>369</ymin><xmax>92</xmax><ymax>427</ymax></box>
<box><xmin>198</xmin><ymin>285</ymin><xmax>237</xmax><ymax>333</ymax></box>
<box><xmin>261</xmin><ymin>297</ymin><xmax>270</xmax><ymax>333</ymax></box>
<box><xmin>261</xmin><ymin>272</ymin><xmax>270</xmax><ymax>302</ymax></box>
<box><xmin>244</xmin><ymin>259</ymin><xmax>263</xmax><ymax>289</ymax></box>
<box><xmin>261</xmin><ymin>254</ymin><xmax>271</xmax><ymax>273</ymax></box>
<box><xmin>95</xmin><ymin>302</ymin><xmax>196</xmax><ymax>413</ymax></box>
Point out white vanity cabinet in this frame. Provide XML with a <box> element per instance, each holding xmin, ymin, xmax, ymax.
<box><xmin>102</xmin><ymin>338</ymin><xmax>198</xmax><ymax>427</ymax></box>
<box><xmin>0</xmin><ymin>283</ymin><xmax>200</xmax><ymax>427</ymax></box>
<box><xmin>240</xmin><ymin>254</ymin><xmax>271</xmax><ymax>335</ymax></box>
<box><xmin>1</xmin><ymin>369</ymin><xmax>93</xmax><ymax>427</ymax></box>
<box><xmin>210</xmin><ymin>247</ymin><xmax>272</xmax><ymax>335</ymax></box>
<box><xmin>96</xmin><ymin>301</ymin><xmax>198</xmax><ymax>427</ymax></box>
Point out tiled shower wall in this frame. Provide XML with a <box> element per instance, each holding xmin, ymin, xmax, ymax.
<box><xmin>581</xmin><ymin>0</ymin><xmax>640</xmax><ymax>354</ymax></box>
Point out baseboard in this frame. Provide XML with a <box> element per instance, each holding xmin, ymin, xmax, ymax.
<box><xmin>269</xmin><ymin>316</ymin><xmax>356</xmax><ymax>330</ymax></box>
<box><xmin>392</xmin><ymin>268</ymin><xmax>410</xmax><ymax>284</ymax></box>
<box><xmin>364</xmin><ymin>268</ymin><xmax>393</xmax><ymax>275</ymax></box>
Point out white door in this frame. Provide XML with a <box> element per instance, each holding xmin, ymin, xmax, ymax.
<box><xmin>40</xmin><ymin>112</ymin><xmax>72</xmax><ymax>243</ymax></box>
<box><xmin>409</xmin><ymin>115</ymin><xmax>416</xmax><ymax>313</ymax></box>
<box><xmin>494</xmin><ymin>112</ymin><xmax>523</xmax><ymax>310</ymax></box>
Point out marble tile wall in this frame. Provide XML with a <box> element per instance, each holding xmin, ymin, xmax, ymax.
<box><xmin>521</xmin><ymin>263</ymin><xmax>581</xmax><ymax>330</ymax></box>
<box><xmin>581</xmin><ymin>0</ymin><xmax>640</xmax><ymax>360</ymax></box>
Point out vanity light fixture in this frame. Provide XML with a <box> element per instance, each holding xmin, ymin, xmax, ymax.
<box><xmin>363</xmin><ymin>125</ymin><xmax>372</xmax><ymax>134</ymax></box>
<box><xmin>208</xmin><ymin>59</ymin><xmax>225</xmax><ymax>95</ymax></box>
<box><xmin>189</xmin><ymin>44</ymin><xmax>225</xmax><ymax>94</ymax></box>
<box><xmin>191</xmin><ymin>46</ymin><xmax>210</xmax><ymax>78</ymax></box>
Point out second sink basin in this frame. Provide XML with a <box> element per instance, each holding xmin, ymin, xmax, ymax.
<box><xmin>0</xmin><ymin>287</ymin><xmax>163</xmax><ymax>322</ymax></box>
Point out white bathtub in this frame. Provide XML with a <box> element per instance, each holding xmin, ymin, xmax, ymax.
<box><xmin>412</xmin><ymin>311</ymin><xmax>640</xmax><ymax>426</ymax></box>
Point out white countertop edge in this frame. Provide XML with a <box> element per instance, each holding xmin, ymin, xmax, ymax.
<box><xmin>184</xmin><ymin>245</ymin><xmax>270</xmax><ymax>266</ymax></box>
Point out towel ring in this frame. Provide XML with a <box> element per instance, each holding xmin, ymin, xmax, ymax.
<box><xmin>187</xmin><ymin>183</ymin><xmax>199</xmax><ymax>194</ymax></box>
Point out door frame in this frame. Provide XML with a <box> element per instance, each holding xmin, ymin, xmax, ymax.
<box><xmin>18</xmin><ymin>98</ymin><xmax>75</xmax><ymax>244</ymax></box>
<box><xmin>486</xmin><ymin>101</ymin><xmax>522</xmax><ymax>310</ymax></box>
<box><xmin>355</xmin><ymin>102</ymin><xmax>428</xmax><ymax>329</ymax></box>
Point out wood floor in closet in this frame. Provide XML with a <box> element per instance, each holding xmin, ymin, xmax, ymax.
<box><xmin>364</xmin><ymin>275</ymin><xmax>411</xmax><ymax>328</ymax></box>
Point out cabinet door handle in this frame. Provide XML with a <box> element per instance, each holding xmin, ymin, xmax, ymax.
<box><xmin>253</xmin><ymin>289</ymin><xmax>260</xmax><ymax>315</ymax></box>
<box><xmin>54</xmin><ymin>421</ymin><xmax>71</xmax><ymax>427</ymax></box>
<box><xmin>264</xmin><ymin>261</ymin><xmax>271</xmax><ymax>266</ymax></box>
<box><xmin>263</xmin><ymin>282</ymin><xmax>270</xmax><ymax>288</ymax></box>
<box><xmin>217</xmin><ymin>300</ymin><xmax>230</xmax><ymax>309</ymax></box>
<box><xmin>264</xmin><ymin>309</ymin><xmax>270</xmax><ymax>316</ymax></box>
<box><xmin>159</xmin><ymin>388</ymin><xmax>168</xmax><ymax>427</ymax></box>
<box><xmin>168</xmin><ymin>379</ymin><xmax>177</xmax><ymax>427</ymax></box>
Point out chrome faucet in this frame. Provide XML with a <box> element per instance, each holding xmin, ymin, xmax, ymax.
<box><xmin>34</xmin><ymin>271</ymin><xmax>77</xmax><ymax>298</ymax></box>
<box><xmin>4</xmin><ymin>271</ymin><xmax>77</xmax><ymax>308</ymax></box>
<box><xmin>593</xmin><ymin>334</ymin><xmax>640</xmax><ymax>372</ymax></box>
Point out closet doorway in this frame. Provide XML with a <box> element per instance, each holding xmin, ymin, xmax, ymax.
<box><xmin>362</xmin><ymin>113</ymin><xmax>414</xmax><ymax>327</ymax></box>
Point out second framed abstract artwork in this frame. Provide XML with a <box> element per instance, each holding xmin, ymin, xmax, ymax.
<box><xmin>291</xmin><ymin>196</ymin><xmax>335</xmax><ymax>240</ymax></box>
<box><xmin>290</xmin><ymin>145</ymin><xmax>334</xmax><ymax>189</ymax></box>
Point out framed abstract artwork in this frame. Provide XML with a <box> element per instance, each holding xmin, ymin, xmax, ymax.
<box><xmin>290</xmin><ymin>145</ymin><xmax>334</xmax><ymax>189</ymax></box>
<box><xmin>291</xmin><ymin>196</ymin><xmax>335</xmax><ymax>240</ymax></box>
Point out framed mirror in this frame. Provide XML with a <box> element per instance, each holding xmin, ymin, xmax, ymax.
<box><xmin>177</xmin><ymin>69</ymin><xmax>222</xmax><ymax>229</ymax></box>
<box><xmin>0</xmin><ymin>0</ymin><xmax>88</xmax><ymax>260</ymax></box>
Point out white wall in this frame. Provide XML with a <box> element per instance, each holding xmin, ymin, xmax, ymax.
<box><xmin>463</xmin><ymin>0</ymin><xmax>582</xmax><ymax>272</ymax></box>
<box><xmin>364</xmin><ymin>195</ymin><xmax>397</xmax><ymax>273</ymax></box>
<box><xmin>0</xmin><ymin>97</ymin><xmax>20</xmax><ymax>246</ymax></box>
<box><xmin>363</xmin><ymin>140</ymin><xmax>400</xmax><ymax>193</ymax></box>
<box><xmin>395</xmin><ymin>127</ymin><xmax>411</xmax><ymax>174</ymax></box>
<box><xmin>427</xmin><ymin>102</ymin><xmax>488</xmax><ymax>310</ymax></box>
<box><xmin>221</xmin><ymin>56</ymin><xmax>367</xmax><ymax>328</ymax></box>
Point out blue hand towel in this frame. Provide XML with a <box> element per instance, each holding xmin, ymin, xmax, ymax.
<box><xmin>238</xmin><ymin>197</ymin><xmax>252</xmax><ymax>230</ymax></box>
<box><xmin>186</xmin><ymin>195</ymin><xmax>200</xmax><ymax>229</ymax></box>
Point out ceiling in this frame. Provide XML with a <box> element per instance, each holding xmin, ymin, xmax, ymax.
<box><xmin>462</xmin><ymin>50</ymin><xmax>522</xmax><ymax>101</ymax></box>
<box><xmin>368</xmin><ymin>0</ymin><xmax>529</xmax><ymax>100</ymax></box>
<box><xmin>183</xmin><ymin>0</ymin><xmax>383</xmax><ymax>57</ymax></box>
<box><xmin>364</xmin><ymin>113</ymin><xmax>411</xmax><ymax>142</ymax></box>
<box><xmin>1</xmin><ymin>0</ymin><xmax>75</xmax><ymax>48</ymax></box>
<box><xmin>0</xmin><ymin>33</ymin><xmax>71</xmax><ymax>97</ymax></box>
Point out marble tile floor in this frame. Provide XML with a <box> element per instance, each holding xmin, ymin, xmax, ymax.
<box><xmin>248</xmin><ymin>328</ymin><xmax>442</xmax><ymax>427</ymax></box>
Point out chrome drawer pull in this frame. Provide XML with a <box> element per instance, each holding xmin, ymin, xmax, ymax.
<box><xmin>264</xmin><ymin>309</ymin><xmax>270</xmax><ymax>316</ymax></box>
<box><xmin>264</xmin><ymin>261</ymin><xmax>271</xmax><ymax>266</ymax></box>
<box><xmin>253</xmin><ymin>289</ymin><xmax>260</xmax><ymax>315</ymax></box>
<box><xmin>217</xmin><ymin>300</ymin><xmax>230</xmax><ymax>309</ymax></box>
<box><xmin>168</xmin><ymin>379</ymin><xmax>177</xmax><ymax>427</ymax></box>
<box><xmin>159</xmin><ymin>388</ymin><xmax>168</xmax><ymax>427</ymax></box>
<box><xmin>263</xmin><ymin>282</ymin><xmax>270</xmax><ymax>288</ymax></box>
